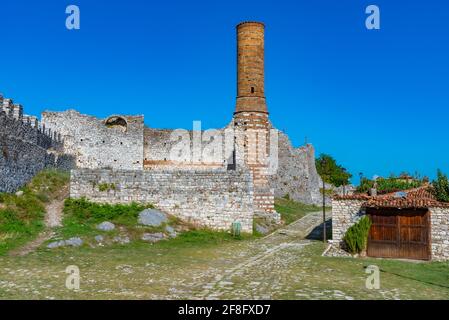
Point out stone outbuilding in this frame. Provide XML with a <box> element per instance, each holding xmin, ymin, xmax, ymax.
<box><xmin>332</xmin><ymin>186</ymin><xmax>449</xmax><ymax>261</ymax></box>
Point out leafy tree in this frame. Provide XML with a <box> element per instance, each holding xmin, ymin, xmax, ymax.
<box><xmin>432</xmin><ymin>170</ymin><xmax>449</xmax><ymax>202</ymax></box>
<box><xmin>315</xmin><ymin>154</ymin><xmax>352</xmax><ymax>187</ymax></box>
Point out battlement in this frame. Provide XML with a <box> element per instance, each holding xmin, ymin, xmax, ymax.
<box><xmin>0</xmin><ymin>94</ymin><xmax>64</xmax><ymax>148</ymax></box>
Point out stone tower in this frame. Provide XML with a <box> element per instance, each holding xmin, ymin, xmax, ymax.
<box><xmin>233</xmin><ymin>21</ymin><xmax>278</xmax><ymax>219</ymax></box>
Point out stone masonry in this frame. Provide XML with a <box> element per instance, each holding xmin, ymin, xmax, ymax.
<box><xmin>0</xmin><ymin>94</ymin><xmax>74</xmax><ymax>193</ymax></box>
<box><xmin>70</xmin><ymin>168</ymin><xmax>254</xmax><ymax>232</ymax></box>
<box><xmin>332</xmin><ymin>197</ymin><xmax>449</xmax><ymax>261</ymax></box>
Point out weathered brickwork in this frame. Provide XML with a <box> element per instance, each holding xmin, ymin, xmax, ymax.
<box><xmin>0</xmin><ymin>95</ymin><xmax>73</xmax><ymax>193</ymax></box>
<box><xmin>70</xmin><ymin>168</ymin><xmax>254</xmax><ymax>232</ymax></box>
<box><xmin>42</xmin><ymin>110</ymin><xmax>144</xmax><ymax>170</ymax></box>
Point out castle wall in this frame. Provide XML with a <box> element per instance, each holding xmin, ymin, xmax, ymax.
<box><xmin>70</xmin><ymin>168</ymin><xmax>254</xmax><ymax>232</ymax></box>
<box><xmin>268</xmin><ymin>131</ymin><xmax>322</xmax><ymax>205</ymax></box>
<box><xmin>42</xmin><ymin>110</ymin><xmax>144</xmax><ymax>170</ymax></box>
<box><xmin>0</xmin><ymin>96</ymin><xmax>73</xmax><ymax>193</ymax></box>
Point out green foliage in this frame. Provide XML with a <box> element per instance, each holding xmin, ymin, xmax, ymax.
<box><xmin>343</xmin><ymin>216</ymin><xmax>372</xmax><ymax>254</ymax></box>
<box><xmin>316</xmin><ymin>154</ymin><xmax>352</xmax><ymax>187</ymax></box>
<box><xmin>356</xmin><ymin>175</ymin><xmax>423</xmax><ymax>194</ymax></box>
<box><xmin>432</xmin><ymin>170</ymin><xmax>449</xmax><ymax>203</ymax></box>
<box><xmin>63</xmin><ymin>198</ymin><xmax>152</xmax><ymax>225</ymax></box>
<box><xmin>98</xmin><ymin>183</ymin><xmax>116</xmax><ymax>192</ymax></box>
<box><xmin>0</xmin><ymin>169</ymin><xmax>69</xmax><ymax>255</ymax></box>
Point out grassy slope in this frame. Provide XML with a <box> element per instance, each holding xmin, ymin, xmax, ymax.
<box><xmin>274</xmin><ymin>197</ymin><xmax>323</xmax><ymax>224</ymax></box>
<box><xmin>0</xmin><ymin>170</ymin><xmax>69</xmax><ymax>255</ymax></box>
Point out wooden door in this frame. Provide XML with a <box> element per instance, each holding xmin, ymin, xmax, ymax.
<box><xmin>367</xmin><ymin>208</ymin><xmax>430</xmax><ymax>260</ymax></box>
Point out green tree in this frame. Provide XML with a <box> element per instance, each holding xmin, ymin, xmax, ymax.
<box><xmin>432</xmin><ymin>170</ymin><xmax>449</xmax><ymax>202</ymax></box>
<box><xmin>315</xmin><ymin>154</ymin><xmax>352</xmax><ymax>187</ymax></box>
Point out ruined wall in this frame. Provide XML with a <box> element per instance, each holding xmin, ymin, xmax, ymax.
<box><xmin>143</xmin><ymin>127</ymin><xmax>229</xmax><ymax>170</ymax></box>
<box><xmin>42</xmin><ymin>110</ymin><xmax>144</xmax><ymax>170</ymax></box>
<box><xmin>70</xmin><ymin>168</ymin><xmax>254</xmax><ymax>232</ymax></box>
<box><xmin>0</xmin><ymin>95</ymin><xmax>72</xmax><ymax>193</ymax></box>
<box><xmin>268</xmin><ymin>131</ymin><xmax>322</xmax><ymax>205</ymax></box>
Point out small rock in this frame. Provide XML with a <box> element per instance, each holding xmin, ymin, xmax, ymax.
<box><xmin>165</xmin><ymin>225</ymin><xmax>177</xmax><ymax>238</ymax></box>
<box><xmin>47</xmin><ymin>240</ymin><xmax>65</xmax><ymax>249</ymax></box>
<box><xmin>142</xmin><ymin>233</ymin><xmax>165</xmax><ymax>243</ymax></box>
<box><xmin>95</xmin><ymin>235</ymin><xmax>104</xmax><ymax>243</ymax></box>
<box><xmin>113</xmin><ymin>236</ymin><xmax>130</xmax><ymax>245</ymax></box>
<box><xmin>138</xmin><ymin>209</ymin><xmax>168</xmax><ymax>227</ymax></box>
<box><xmin>47</xmin><ymin>237</ymin><xmax>83</xmax><ymax>248</ymax></box>
<box><xmin>97</xmin><ymin>221</ymin><xmax>115</xmax><ymax>231</ymax></box>
<box><xmin>255</xmin><ymin>224</ymin><xmax>269</xmax><ymax>235</ymax></box>
<box><xmin>65</xmin><ymin>237</ymin><xmax>83</xmax><ymax>247</ymax></box>
<box><xmin>15</xmin><ymin>190</ymin><xmax>24</xmax><ymax>197</ymax></box>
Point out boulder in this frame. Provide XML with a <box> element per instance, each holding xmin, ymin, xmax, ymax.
<box><xmin>97</xmin><ymin>221</ymin><xmax>115</xmax><ymax>231</ymax></box>
<box><xmin>65</xmin><ymin>237</ymin><xmax>83</xmax><ymax>247</ymax></box>
<box><xmin>138</xmin><ymin>209</ymin><xmax>168</xmax><ymax>227</ymax></box>
<box><xmin>47</xmin><ymin>237</ymin><xmax>83</xmax><ymax>248</ymax></box>
<box><xmin>15</xmin><ymin>190</ymin><xmax>24</xmax><ymax>197</ymax></box>
<box><xmin>47</xmin><ymin>240</ymin><xmax>66</xmax><ymax>249</ymax></box>
<box><xmin>95</xmin><ymin>235</ymin><xmax>104</xmax><ymax>243</ymax></box>
<box><xmin>142</xmin><ymin>232</ymin><xmax>165</xmax><ymax>243</ymax></box>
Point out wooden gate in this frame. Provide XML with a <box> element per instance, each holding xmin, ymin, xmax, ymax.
<box><xmin>367</xmin><ymin>208</ymin><xmax>431</xmax><ymax>260</ymax></box>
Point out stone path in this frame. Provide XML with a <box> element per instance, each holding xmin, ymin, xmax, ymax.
<box><xmin>198</xmin><ymin>211</ymin><xmax>328</xmax><ymax>299</ymax></box>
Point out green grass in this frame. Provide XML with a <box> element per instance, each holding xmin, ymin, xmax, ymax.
<box><xmin>295</xmin><ymin>243</ymin><xmax>449</xmax><ymax>299</ymax></box>
<box><xmin>0</xmin><ymin>169</ymin><xmax>70</xmax><ymax>255</ymax></box>
<box><xmin>58</xmin><ymin>198</ymin><xmax>154</xmax><ymax>239</ymax></box>
<box><xmin>274</xmin><ymin>197</ymin><xmax>323</xmax><ymax>224</ymax></box>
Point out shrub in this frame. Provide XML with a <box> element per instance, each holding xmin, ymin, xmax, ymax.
<box><xmin>432</xmin><ymin>170</ymin><xmax>449</xmax><ymax>203</ymax></box>
<box><xmin>63</xmin><ymin>198</ymin><xmax>153</xmax><ymax>225</ymax></box>
<box><xmin>343</xmin><ymin>216</ymin><xmax>372</xmax><ymax>254</ymax></box>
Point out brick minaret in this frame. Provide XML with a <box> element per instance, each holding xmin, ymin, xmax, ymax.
<box><xmin>233</xmin><ymin>21</ymin><xmax>277</xmax><ymax>218</ymax></box>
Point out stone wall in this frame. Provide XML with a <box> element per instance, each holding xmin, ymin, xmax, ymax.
<box><xmin>42</xmin><ymin>110</ymin><xmax>144</xmax><ymax>170</ymax></box>
<box><xmin>331</xmin><ymin>199</ymin><xmax>367</xmax><ymax>242</ymax></box>
<box><xmin>430</xmin><ymin>207</ymin><xmax>449</xmax><ymax>261</ymax></box>
<box><xmin>268</xmin><ymin>131</ymin><xmax>322</xmax><ymax>205</ymax></box>
<box><xmin>0</xmin><ymin>95</ymin><xmax>73</xmax><ymax>193</ymax></box>
<box><xmin>331</xmin><ymin>200</ymin><xmax>449</xmax><ymax>261</ymax></box>
<box><xmin>70</xmin><ymin>168</ymin><xmax>254</xmax><ymax>232</ymax></box>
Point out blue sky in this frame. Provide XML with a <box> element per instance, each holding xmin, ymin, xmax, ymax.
<box><xmin>1</xmin><ymin>0</ymin><xmax>448</xmax><ymax>184</ymax></box>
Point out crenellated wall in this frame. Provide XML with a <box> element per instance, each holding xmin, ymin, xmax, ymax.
<box><xmin>0</xmin><ymin>94</ymin><xmax>74</xmax><ymax>193</ymax></box>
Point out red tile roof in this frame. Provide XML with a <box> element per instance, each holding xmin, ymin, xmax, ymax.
<box><xmin>334</xmin><ymin>185</ymin><xmax>449</xmax><ymax>209</ymax></box>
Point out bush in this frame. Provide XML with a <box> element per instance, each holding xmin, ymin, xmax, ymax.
<box><xmin>343</xmin><ymin>216</ymin><xmax>372</xmax><ymax>254</ymax></box>
<box><xmin>63</xmin><ymin>198</ymin><xmax>152</xmax><ymax>225</ymax></box>
<box><xmin>356</xmin><ymin>175</ymin><xmax>423</xmax><ymax>194</ymax></box>
<box><xmin>432</xmin><ymin>170</ymin><xmax>449</xmax><ymax>202</ymax></box>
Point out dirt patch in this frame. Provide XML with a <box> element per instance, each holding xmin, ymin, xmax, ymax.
<box><xmin>9</xmin><ymin>185</ymin><xmax>69</xmax><ymax>257</ymax></box>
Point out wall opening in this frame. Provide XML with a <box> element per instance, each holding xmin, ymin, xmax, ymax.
<box><xmin>251</xmin><ymin>87</ymin><xmax>255</xmax><ymax>94</ymax></box>
<box><xmin>105</xmin><ymin>116</ymin><xmax>127</xmax><ymax>132</ymax></box>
